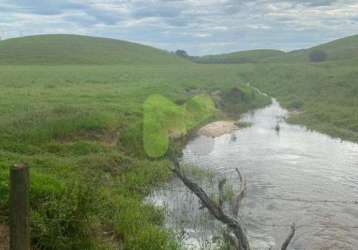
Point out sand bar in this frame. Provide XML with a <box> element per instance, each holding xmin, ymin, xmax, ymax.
<box><xmin>198</xmin><ymin>121</ymin><xmax>238</xmax><ymax>137</ymax></box>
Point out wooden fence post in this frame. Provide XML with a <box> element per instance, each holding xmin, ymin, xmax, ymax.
<box><xmin>9</xmin><ymin>164</ymin><xmax>30</xmax><ymax>250</ymax></box>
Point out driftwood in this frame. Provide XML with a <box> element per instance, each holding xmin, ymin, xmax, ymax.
<box><xmin>233</xmin><ymin>168</ymin><xmax>246</xmax><ymax>217</ymax></box>
<box><xmin>223</xmin><ymin>229</ymin><xmax>240</xmax><ymax>250</ymax></box>
<box><xmin>169</xmin><ymin>153</ymin><xmax>296</xmax><ymax>250</ymax></box>
<box><xmin>281</xmin><ymin>223</ymin><xmax>296</xmax><ymax>250</ymax></box>
<box><xmin>170</xmin><ymin>156</ymin><xmax>250</xmax><ymax>250</ymax></box>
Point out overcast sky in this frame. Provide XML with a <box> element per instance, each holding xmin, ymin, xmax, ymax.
<box><xmin>1</xmin><ymin>0</ymin><xmax>358</xmax><ymax>55</ymax></box>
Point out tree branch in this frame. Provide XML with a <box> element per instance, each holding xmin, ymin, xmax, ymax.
<box><xmin>281</xmin><ymin>223</ymin><xmax>296</xmax><ymax>250</ymax></box>
<box><xmin>168</xmin><ymin>150</ymin><xmax>296</xmax><ymax>250</ymax></box>
<box><xmin>233</xmin><ymin>168</ymin><xmax>246</xmax><ymax>217</ymax></box>
<box><xmin>170</xmin><ymin>156</ymin><xmax>250</xmax><ymax>250</ymax></box>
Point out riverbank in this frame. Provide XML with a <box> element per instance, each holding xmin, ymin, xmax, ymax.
<box><xmin>150</xmin><ymin>101</ymin><xmax>358</xmax><ymax>250</ymax></box>
<box><xmin>238</xmin><ymin>62</ymin><xmax>358</xmax><ymax>143</ymax></box>
<box><xmin>0</xmin><ymin>64</ymin><xmax>272</xmax><ymax>250</ymax></box>
<box><xmin>197</xmin><ymin>120</ymin><xmax>238</xmax><ymax>137</ymax></box>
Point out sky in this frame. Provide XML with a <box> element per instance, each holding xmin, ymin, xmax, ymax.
<box><xmin>1</xmin><ymin>0</ymin><xmax>358</xmax><ymax>55</ymax></box>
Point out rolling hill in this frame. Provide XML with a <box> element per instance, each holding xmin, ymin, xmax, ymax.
<box><xmin>265</xmin><ymin>34</ymin><xmax>358</xmax><ymax>63</ymax></box>
<box><xmin>193</xmin><ymin>49</ymin><xmax>285</xmax><ymax>64</ymax></box>
<box><xmin>0</xmin><ymin>34</ymin><xmax>188</xmax><ymax>65</ymax></box>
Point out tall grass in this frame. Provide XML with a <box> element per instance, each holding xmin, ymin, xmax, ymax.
<box><xmin>0</xmin><ymin>64</ymin><xmax>266</xmax><ymax>249</ymax></box>
<box><xmin>238</xmin><ymin>61</ymin><xmax>358</xmax><ymax>141</ymax></box>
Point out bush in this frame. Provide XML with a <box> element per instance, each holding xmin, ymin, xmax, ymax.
<box><xmin>309</xmin><ymin>49</ymin><xmax>327</xmax><ymax>62</ymax></box>
<box><xmin>175</xmin><ymin>50</ymin><xmax>189</xmax><ymax>58</ymax></box>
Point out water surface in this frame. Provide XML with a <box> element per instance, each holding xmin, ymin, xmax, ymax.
<box><xmin>149</xmin><ymin>100</ymin><xmax>358</xmax><ymax>249</ymax></box>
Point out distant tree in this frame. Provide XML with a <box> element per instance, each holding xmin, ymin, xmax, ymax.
<box><xmin>175</xmin><ymin>50</ymin><xmax>189</xmax><ymax>58</ymax></box>
<box><xmin>309</xmin><ymin>49</ymin><xmax>327</xmax><ymax>62</ymax></box>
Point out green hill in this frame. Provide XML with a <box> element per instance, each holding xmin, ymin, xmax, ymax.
<box><xmin>193</xmin><ymin>49</ymin><xmax>284</xmax><ymax>64</ymax></box>
<box><xmin>0</xmin><ymin>34</ymin><xmax>188</xmax><ymax>65</ymax></box>
<box><xmin>265</xmin><ymin>34</ymin><xmax>358</xmax><ymax>63</ymax></box>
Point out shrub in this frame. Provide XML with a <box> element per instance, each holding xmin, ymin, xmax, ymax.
<box><xmin>175</xmin><ymin>50</ymin><xmax>189</xmax><ymax>58</ymax></box>
<box><xmin>309</xmin><ymin>49</ymin><xmax>327</xmax><ymax>62</ymax></box>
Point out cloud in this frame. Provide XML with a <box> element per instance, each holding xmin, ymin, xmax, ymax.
<box><xmin>7</xmin><ymin>0</ymin><xmax>84</xmax><ymax>15</ymax></box>
<box><xmin>285</xmin><ymin>0</ymin><xmax>339</xmax><ymax>6</ymax></box>
<box><xmin>84</xmin><ymin>7</ymin><xmax>122</xmax><ymax>25</ymax></box>
<box><xmin>63</xmin><ymin>14</ymin><xmax>99</xmax><ymax>27</ymax></box>
<box><xmin>0</xmin><ymin>0</ymin><xmax>357</xmax><ymax>55</ymax></box>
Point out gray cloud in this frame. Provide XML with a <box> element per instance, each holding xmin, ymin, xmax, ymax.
<box><xmin>0</xmin><ymin>0</ymin><xmax>357</xmax><ymax>55</ymax></box>
<box><xmin>8</xmin><ymin>0</ymin><xmax>84</xmax><ymax>15</ymax></box>
<box><xmin>285</xmin><ymin>0</ymin><xmax>339</xmax><ymax>6</ymax></box>
<box><xmin>63</xmin><ymin>14</ymin><xmax>99</xmax><ymax>27</ymax></box>
<box><xmin>84</xmin><ymin>7</ymin><xmax>121</xmax><ymax>25</ymax></box>
<box><xmin>131</xmin><ymin>3</ymin><xmax>183</xmax><ymax>18</ymax></box>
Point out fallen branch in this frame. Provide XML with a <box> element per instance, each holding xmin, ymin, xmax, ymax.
<box><xmin>223</xmin><ymin>229</ymin><xmax>240</xmax><ymax>250</ymax></box>
<box><xmin>168</xmin><ymin>151</ymin><xmax>296</xmax><ymax>250</ymax></box>
<box><xmin>281</xmin><ymin>223</ymin><xmax>296</xmax><ymax>250</ymax></box>
<box><xmin>170</xmin><ymin>156</ymin><xmax>250</xmax><ymax>250</ymax></box>
<box><xmin>233</xmin><ymin>168</ymin><xmax>246</xmax><ymax>217</ymax></box>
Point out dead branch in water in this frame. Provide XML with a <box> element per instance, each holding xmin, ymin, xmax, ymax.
<box><xmin>168</xmin><ymin>152</ymin><xmax>296</xmax><ymax>250</ymax></box>
<box><xmin>223</xmin><ymin>229</ymin><xmax>240</xmax><ymax>250</ymax></box>
<box><xmin>233</xmin><ymin>168</ymin><xmax>246</xmax><ymax>217</ymax></box>
<box><xmin>281</xmin><ymin>223</ymin><xmax>296</xmax><ymax>250</ymax></box>
<box><xmin>170</xmin><ymin>156</ymin><xmax>250</xmax><ymax>250</ymax></box>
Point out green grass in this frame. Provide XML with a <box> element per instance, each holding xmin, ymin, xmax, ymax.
<box><xmin>235</xmin><ymin>60</ymin><xmax>358</xmax><ymax>142</ymax></box>
<box><xmin>0</xmin><ymin>64</ymin><xmax>269</xmax><ymax>249</ymax></box>
<box><xmin>143</xmin><ymin>94</ymin><xmax>216</xmax><ymax>158</ymax></box>
<box><xmin>193</xmin><ymin>49</ymin><xmax>284</xmax><ymax>64</ymax></box>
<box><xmin>0</xmin><ymin>35</ymin><xmax>188</xmax><ymax>65</ymax></box>
<box><xmin>265</xmin><ymin>34</ymin><xmax>358</xmax><ymax>63</ymax></box>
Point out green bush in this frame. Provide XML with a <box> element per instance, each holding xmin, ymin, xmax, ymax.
<box><xmin>309</xmin><ymin>49</ymin><xmax>327</xmax><ymax>62</ymax></box>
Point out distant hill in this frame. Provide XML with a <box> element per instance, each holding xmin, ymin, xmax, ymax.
<box><xmin>193</xmin><ymin>49</ymin><xmax>285</xmax><ymax>64</ymax></box>
<box><xmin>0</xmin><ymin>34</ymin><xmax>188</xmax><ymax>65</ymax></box>
<box><xmin>265</xmin><ymin>35</ymin><xmax>358</xmax><ymax>63</ymax></box>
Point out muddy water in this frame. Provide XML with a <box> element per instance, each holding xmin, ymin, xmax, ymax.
<box><xmin>149</xmin><ymin>100</ymin><xmax>358</xmax><ymax>250</ymax></box>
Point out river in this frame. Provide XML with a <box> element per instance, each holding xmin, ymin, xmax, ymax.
<box><xmin>148</xmin><ymin>100</ymin><xmax>358</xmax><ymax>250</ymax></box>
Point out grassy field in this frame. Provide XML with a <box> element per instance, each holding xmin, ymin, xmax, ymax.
<box><xmin>193</xmin><ymin>49</ymin><xmax>284</xmax><ymax>64</ymax></box>
<box><xmin>0</xmin><ymin>63</ymin><xmax>269</xmax><ymax>249</ymax></box>
<box><xmin>0</xmin><ymin>33</ymin><xmax>357</xmax><ymax>249</ymax></box>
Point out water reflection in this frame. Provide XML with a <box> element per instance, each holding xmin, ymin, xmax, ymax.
<box><xmin>149</xmin><ymin>100</ymin><xmax>358</xmax><ymax>249</ymax></box>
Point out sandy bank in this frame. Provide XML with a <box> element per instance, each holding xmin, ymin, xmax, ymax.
<box><xmin>198</xmin><ymin>121</ymin><xmax>238</xmax><ymax>137</ymax></box>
